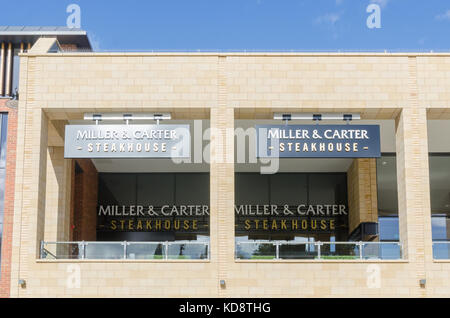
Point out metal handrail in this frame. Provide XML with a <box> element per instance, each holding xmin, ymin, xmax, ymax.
<box><xmin>41</xmin><ymin>240</ymin><xmax>403</xmax><ymax>260</ymax></box>
<box><xmin>43</xmin><ymin>240</ymin><xmax>209</xmax><ymax>245</ymax></box>
<box><xmin>236</xmin><ymin>240</ymin><xmax>401</xmax><ymax>245</ymax></box>
<box><xmin>40</xmin><ymin>240</ymin><xmax>210</xmax><ymax>260</ymax></box>
<box><xmin>235</xmin><ymin>240</ymin><xmax>403</xmax><ymax>260</ymax></box>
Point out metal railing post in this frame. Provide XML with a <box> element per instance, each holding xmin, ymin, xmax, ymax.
<box><xmin>164</xmin><ymin>241</ymin><xmax>169</xmax><ymax>260</ymax></box>
<box><xmin>235</xmin><ymin>242</ymin><xmax>239</xmax><ymax>259</ymax></box>
<box><xmin>40</xmin><ymin>241</ymin><xmax>44</xmax><ymax>259</ymax></box>
<box><xmin>123</xmin><ymin>241</ymin><xmax>127</xmax><ymax>259</ymax></box>
<box><xmin>317</xmin><ymin>242</ymin><xmax>321</xmax><ymax>260</ymax></box>
<box><xmin>275</xmin><ymin>242</ymin><xmax>280</xmax><ymax>260</ymax></box>
<box><xmin>80</xmin><ymin>241</ymin><xmax>86</xmax><ymax>259</ymax></box>
<box><xmin>359</xmin><ymin>242</ymin><xmax>363</xmax><ymax>260</ymax></box>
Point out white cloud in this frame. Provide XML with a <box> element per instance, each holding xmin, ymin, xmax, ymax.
<box><xmin>315</xmin><ymin>12</ymin><xmax>342</xmax><ymax>25</ymax></box>
<box><xmin>370</xmin><ymin>0</ymin><xmax>389</xmax><ymax>8</ymax></box>
<box><xmin>436</xmin><ymin>10</ymin><xmax>450</xmax><ymax>21</ymax></box>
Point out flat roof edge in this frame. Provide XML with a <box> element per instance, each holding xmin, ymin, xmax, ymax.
<box><xmin>0</xmin><ymin>31</ymin><xmax>87</xmax><ymax>36</ymax></box>
<box><xmin>19</xmin><ymin>52</ymin><xmax>450</xmax><ymax>57</ymax></box>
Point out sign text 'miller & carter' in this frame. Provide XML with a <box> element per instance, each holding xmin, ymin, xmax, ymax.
<box><xmin>64</xmin><ymin>124</ymin><xmax>191</xmax><ymax>158</ymax></box>
<box><xmin>256</xmin><ymin>124</ymin><xmax>381</xmax><ymax>158</ymax></box>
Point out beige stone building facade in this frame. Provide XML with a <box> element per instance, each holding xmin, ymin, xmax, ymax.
<box><xmin>8</xmin><ymin>37</ymin><xmax>450</xmax><ymax>297</ymax></box>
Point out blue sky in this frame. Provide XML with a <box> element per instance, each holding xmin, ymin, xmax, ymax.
<box><xmin>1</xmin><ymin>0</ymin><xmax>449</xmax><ymax>51</ymax></box>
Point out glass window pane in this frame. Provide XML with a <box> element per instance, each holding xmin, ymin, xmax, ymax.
<box><xmin>98</xmin><ymin>174</ymin><xmax>136</xmax><ymax>206</ymax></box>
<box><xmin>376</xmin><ymin>156</ymin><xmax>400</xmax><ymax>243</ymax></box>
<box><xmin>433</xmin><ymin>242</ymin><xmax>450</xmax><ymax>260</ymax></box>
<box><xmin>97</xmin><ymin>173</ymin><xmax>210</xmax><ymax>244</ymax></box>
<box><xmin>429</xmin><ymin>156</ymin><xmax>450</xmax><ymax>215</ymax></box>
<box><xmin>377</xmin><ymin>156</ymin><xmax>398</xmax><ymax>215</ymax></box>
<box><xmin>431</xmin><ymin>216</ymin><xmax>447</xmax><ymax>241</ymax></box>
<box><xmin>235</xmin><ymin>174</ymin><xmax>269</xmax><ymax>205</ymax></box>
<box><xmin>0</xmin><ymin>169</ymin><xmax>4</xmax><ymax>222</ymax></box>
<box><xmin>429</xmin><ymin>155</ymin><xmax>450</xmax><ymax>243</ymax></box>
<box><xmin>175</xmin><ymin>173</ymin><xmax>209</xmax><ymax>205</ymax></box>
<box><xmin>126</xmin><ymin>242</ymin><xmax>165</xmax><ymax>259</ymax></box>
<box><xmin>235</xmin><ymin>172</ymin><xmax>348</xmax><ymax>243</ymax></box>
<box><xmin>12</xmin><ymin>51</ymin><xmax>20</xmax><ymax>96</ymax></box>
<box><xmin>270</xmin><ymin>174</ymin><xmax>307</xmax><ymax>205</ymax></box>
<box><xmin>0</xmin><ymin>114</ymin><xmax>8</xmax><ymax>169</ymax></box>
<box><xmin>308</xmin><ymin>174</ymin><xmax>347</xmax><ymax>205</ymax></box>
<box><xmin>137</xmin><ymin>174</ymin><xmax>174</xmax><ymax>206</ymax></box>
<box><xmin>379</xmin><ymin>217</ymin><xmax>399</xmax><ymax>241</ymax></box>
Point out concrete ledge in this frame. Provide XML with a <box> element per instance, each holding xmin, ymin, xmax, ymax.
<box><xmin>235</xmin><ymin>259</ymin><xmax>408</xmax><ymax>264</ymax></box>
<box><xmin>36</xmin><ymin>259</ymin><xmax>211</xmax><ymax>264</ymax></box>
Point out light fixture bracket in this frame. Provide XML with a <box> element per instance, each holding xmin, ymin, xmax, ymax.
<box><xmin>84</xmin><ymin>113</ymin><xmax>172</xmax><ymax>124</ymax></box>
<box><xmin>274</xmin><ymin>113</ymin><xmax>361</xmax><ymax>122</ymax></box>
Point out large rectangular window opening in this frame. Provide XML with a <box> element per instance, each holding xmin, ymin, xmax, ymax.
<box><xmin>41</xmin><ymin>117</ymin><xmax>211</xmax><ymax>260</ymax></box>
<box><xmin>428</xmin><ymin>119</ymin><xmax>450</xmax><ymax>259</ymax></box>
<box><xmin>234</xmin><ymin>117</ymin><xmax>401</xmax><ymax>260</ymax></box>
<box><xmin>0</xmin><ymin>113</ymin><xmax>8</xmax><ymax>274</ymax></box>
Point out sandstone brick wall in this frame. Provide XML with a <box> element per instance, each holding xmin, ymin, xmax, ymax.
<box><xmin>347</xmin><ymin>158</ymin><xmax>378</xmax><ymax>234</ymax></box>
<box><xmin>8</xmin><ymin>46</ymin><xmax>450</xmax><ymax>297</ymax></box>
